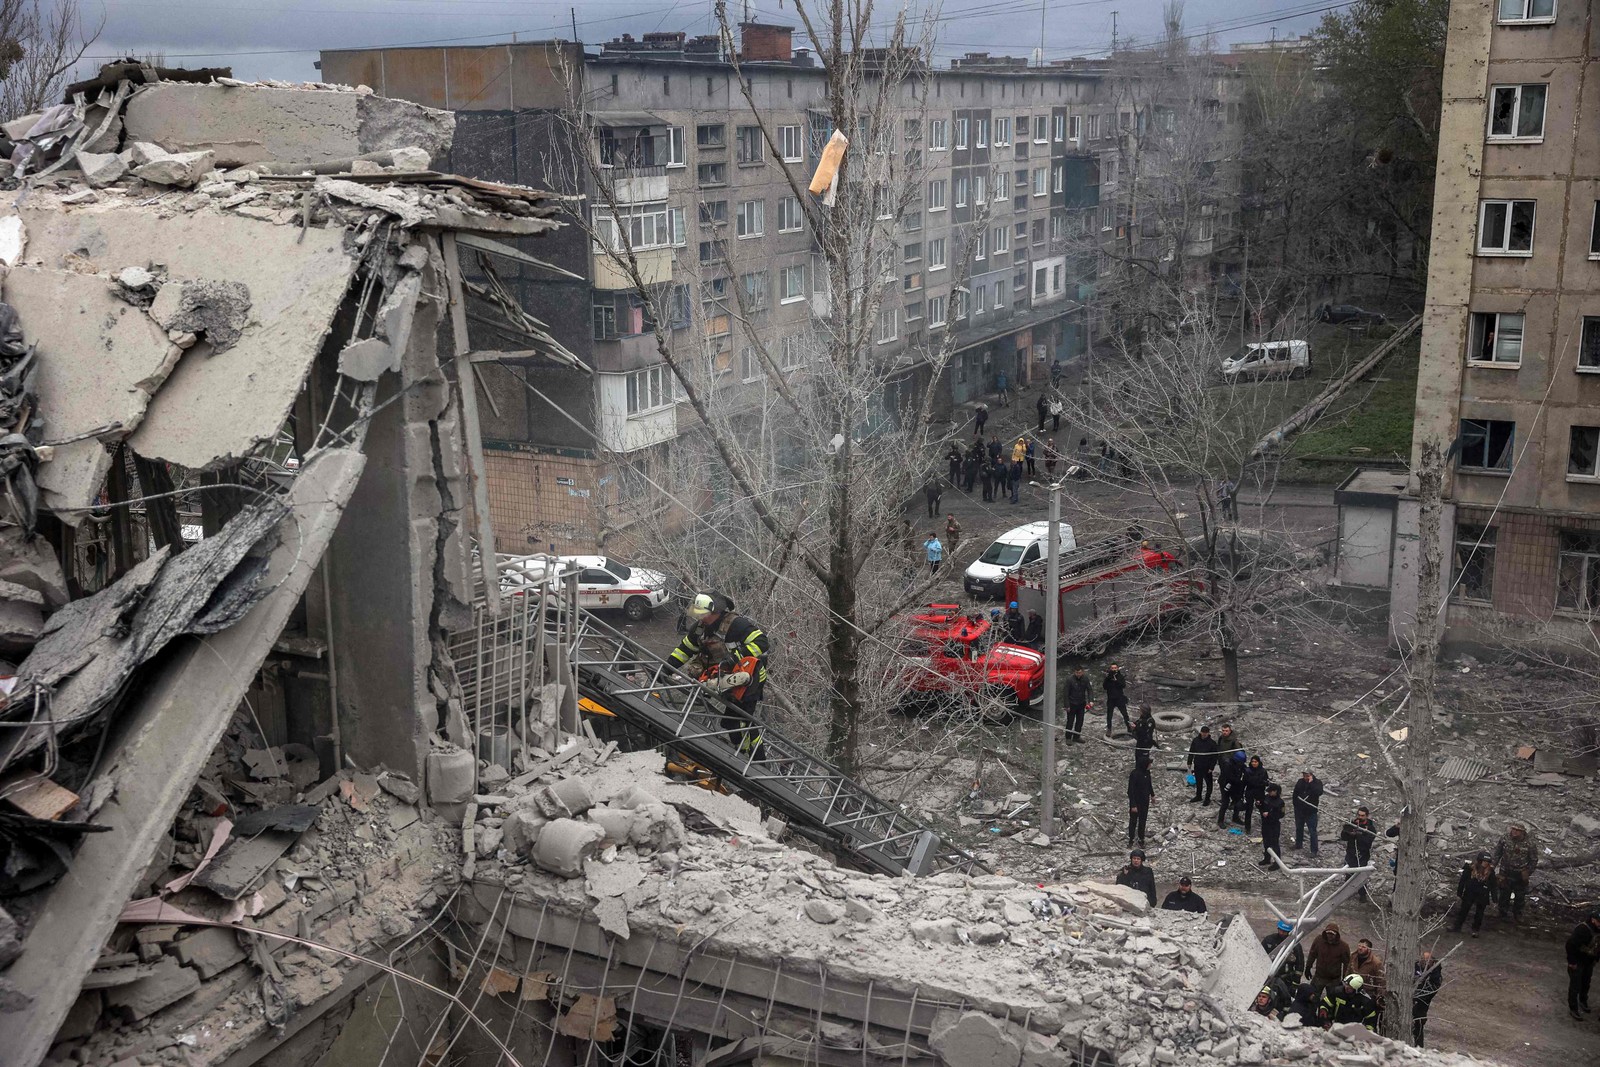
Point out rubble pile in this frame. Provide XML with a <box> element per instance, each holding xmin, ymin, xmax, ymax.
<box><xmin>467</xmin><ymin>746</ymin><xmax>1497</xmax><ymax>1067</ymax></box>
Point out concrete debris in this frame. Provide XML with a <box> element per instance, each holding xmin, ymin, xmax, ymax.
<box><xmin>103</xmin><ymin>957</ymin><xmax>199</xmax><ymax>1022</ymax></box>
<box><xmin>147</xmin><ymin>279</ymin><xmax>252</xmax><ymax>353</ymax></box>
<box><xmin>803</xmin><ymin>899</ymin><xmax>844</xmax><ymax>924</ymax></box>
<box><xmin>0</xmin><ymin>216</ymin><xmax>25</xmax><ymax>268</ymax></box>
<box><xmin>532</xmin><ymin>818</ymin><xmax>606</xmax><ymax>878</ymax></box>
<box><xmin>425</xmin><ymin>742</ymin><xmax>475</xmax><ymax>806</ymax></box>
<box><xmin>129</xmin><ymin>145</ymin><xmax>216</xmax><ymax>188</ymax></box>
<box><xmin>169</xmin><ymin>928</ymin><xmax>245</xmax><ymax>979</ymax></box>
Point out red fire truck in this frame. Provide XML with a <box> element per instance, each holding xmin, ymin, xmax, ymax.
<box><xmin>894</xmin><ymin>603</ymin><xmax>1046</xmax><ymax>719</ymax></box>
<box><xmin>1004</xmin><ymin>533</ymin><xmax>1199</xmax><ymax>654</ymax></box>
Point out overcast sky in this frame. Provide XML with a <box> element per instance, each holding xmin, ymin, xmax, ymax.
<box><xmin>79</xmin><ymin>0</ymin><xmax>1336</xmax><ymax>83</ymax></box>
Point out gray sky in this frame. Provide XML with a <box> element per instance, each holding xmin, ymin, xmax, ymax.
<box><xmin>79</xmin><ymin>0</ymin><xmax>1338</xmax><ymax>83</ymax></box>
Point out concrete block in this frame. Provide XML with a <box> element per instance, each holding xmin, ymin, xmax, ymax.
<box><xmin>586</xmin><ymin>806</ymin><xmax>635</xmax><ymax>845</ymax></box>
<box><xmin>1201</xmin><ymin>914</ymin><xmax>1273</xmax><ymax>1011</ymax></box>
<box><xmin>909</xmin><ymin>917</ymin><xmax>960</xmax><ymax>943</ymax></box>
<box><xmin>105</xmin><ymin>957</ymin><xmax>200</xmax><ymax>1021</ymax></box>
<box><xmin>76</xmin><ymin>150</ymin><xmax>127</xmax><ymax>188</ymax></box>
<box><xmin>132</xmin><ymin>147</ymin><xmax>215</xmax><ymax>188</ymax></box>
<box><xmin>534</xmin><ymin>778</ymin><xmax>593</xmax><ymax>819</ymax></box>
<box><xmin>1078</xmin><ymin>881</ymin><xmax>1152</xmax><ymax>915</ymax></box>
<box><xmin>803</xmin><ymin>900</ymin><xmax>844</xmax><ymax>924</ymax></box>
<box><xmin>426</xmin><ymin>744</ymin><xmax>475</xmax><ymax>806</ymax></box>
<box><xmin>844</xmin><ymin>898</ymin><xmax>879</xmax><ymax>924</ymax></box>
<box><xmin>929</xmin><ymin>1010</ymin><xmax>1023</xmax><ymax>1067</ymax></box>
<box><xmin>376</xmin><ymin>771</ymin><xmax>419</xmax><ymax>805</ymax></box>
<box><xmin>1331</xmin><ymin>1022</ymin><xmax>1384</xmax><ymax>1045</ymax></box>
<box><xmin>171</xmin><ymin>927</ymin><xmax>245</xmax><ymax>979</ymax></box>
<box><xmin>969</xmin><ymin>921</ymin><xmax>1007</xmax><ymax>945</ymax></box>
<box><xmin>1572</xmin><ymin>813</ymin><xmax>1600</xmax><ymax>838</ymax></box>
<box><xmin>531</xmin><ymin>818</ymin><xmax>605</xmax><ymax>878</ymax></box>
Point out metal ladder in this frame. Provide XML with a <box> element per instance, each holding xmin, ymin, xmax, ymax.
<box><xmin>567</xmin><ymin>610</ymin><xmax>985</xmax><ymax>878</ymax></box>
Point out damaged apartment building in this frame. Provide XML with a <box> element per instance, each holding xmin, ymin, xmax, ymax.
<box><xmin>0</xmin><ymin>62</ymin><xmax>1506</xmax><ymax>1067</ymax></box>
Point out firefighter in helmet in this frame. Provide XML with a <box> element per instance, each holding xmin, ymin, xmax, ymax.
<box><xmin>668</xmin><ymin>593</ymin><xmax>771</xmax><ymax>748</ymax></box>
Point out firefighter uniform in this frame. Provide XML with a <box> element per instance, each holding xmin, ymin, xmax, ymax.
<box><xmin>669</xmin><ymin>604</ymin><xmax>771</xmax><ymax>717</ymax></box>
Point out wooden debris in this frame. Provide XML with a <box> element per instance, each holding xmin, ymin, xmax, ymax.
<box><xmin>0</xmin><ymin>772</ymin><xmax>80</xmax><ymax>820</ymax></box>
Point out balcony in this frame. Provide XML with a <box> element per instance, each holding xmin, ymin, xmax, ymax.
<box><xmin>607</xmin><ymin>171</ymin><xmax>669</xmax><ymax>205</ymax></box>
<box><xmin>593</xmin><ymin>247</ymin><xmax>672</xmax><ymax>290</ymax></box>
<box><xmin>591</xmin><ymin>330</ymin><xmax>662</xmax><ymax>374</ymax></box>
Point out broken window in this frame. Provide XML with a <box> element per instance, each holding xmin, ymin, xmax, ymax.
<box><xmin>1489</xmin><ymin>84</ymin><xmax>1546</xmax><ymax>140</ymax></box>
<box><xmin>1457</xmin><ymin>418</ymin><xmax>1515</xmax><ymax>471</ymax></box>
<box><xmin>1452</xmin><ymin>523</ymin><xmax>1497</xmax><ymax>602</ymax></box>
<box><xmin>1468</xmin><ymin>311</ymin><xmax>1524</xmax><ymax>364</ymax></box>
<box><xmin>1477</xmin><ymin>199</ymin><xmax>1535</xmax><ymax>255</ymax></box>
<box><xmin>1570</xmin><ymin>426</ymin><xmax>1600</xmax><ymax>478</ymax></box>
<box><xmin>1558</xmin><ymin>531</ymin><xmax>1600</xmax><ymax>611</ymax></box>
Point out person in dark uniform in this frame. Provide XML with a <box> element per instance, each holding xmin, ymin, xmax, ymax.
<box><xmin>1259</xmin><ymin>782</ymin><xmax>1286</xmax><ymax>869</ymax></box>
<box><xmin>1115</xmin><ymin>848</ymin><xmax>1156</xmax><ymax>907</ymax></box>
<box><xmin>1102</xmin><ymin>663</ymin><xmax>1131</xmax><ymax>734</ymax></box>
<box><xmin>1566</xmin><ymin>912</ymin><xmax>1600</xmax><ymax>1020</ymax></box>
<box><xmin>1452</xmin><ymin>852</ymin><xmax>1496</xmax><ymax>936</ymax></box>
<box><xmin>1262</xmin><ymin>920</ymin><xmax>1305</xmax><ymax>980</ymax></box>
<box><xmin>1412</xmin><ymin>950</ymin><xmax>1442</xmax><ymax>1047</ymax></box>
<box><xmin>1127</xmin><ymin>757</ymin><xmax>1155</xmax><ymax>848</ymax></box>
<box><xmin>1132</xmin><ymin>704</ymin><xmax>1158</xmax><ymax>760</ymax></box>
<box><xmin>1161</xmin><ymin>876</ymin><xmax>1207</xmax><ymax>913</ymax></box>
<box><xmin>1187</xmin><ymin>725</ymin><xmax>1219</xmax><ymax>804</ymax></box>
<box><xmin>668</xmin><ymin>593</ymin><xmax>771</xmax><ymax>750</ymax></box>
<box><xmin>1216</xmin><ymin>750</ymin><xmax>1246</xmax><ymax>830</ymax></box>
<box><xmin>1240</xmin><ymin>755</ymin><xmax>1269</xmax><ymax>833</ymax></box>
<box><xmin>1064</xmin><ymin>666</ymin><xmax>1092</xmax><ymax>744</ymax></box>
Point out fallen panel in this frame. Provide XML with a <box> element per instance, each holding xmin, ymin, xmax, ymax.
<box><xmin>1436</xmin><ymin>756</ymin><xmax>1492</xmax><ymax>782</ymax></box>
<box><xmin>12</xmin><ymin>196</ymin><xmax>359</xmax><ymax>471</ymax></box>
<box><xmin>0</xmin><ymin>447</ymin><xmax>367</xmax><ymax>1067</ymax></box>
<box><xmin>4</xmin><ymin>266</ymin><xmax>174</xmax><ymax>513</ymax></box>
<box><xmin>190</xmin><ymin>829</ymin><xmax>298</xmax><ymax>900</ymax></box>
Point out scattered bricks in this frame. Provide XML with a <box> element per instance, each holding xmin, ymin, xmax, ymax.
<box><xmin>531</xmin><ymin>818</ymin><xmax>606</xmax><ymax>878</ymax></box>
<box><xmin>134</xmin><ymin>924</ymin><xmax>180</xmax><ymax>946</ymax></box>
<box><xmin>105</xmin><ymin>957</ymin><xmax>201</xmax><ymax>1021</ymax></box>
<box><xmin>929</xmin><ymin>1010</ymin><xmax>1024</xmax><ymax>1067</ymax></box>
<box><xmin>969</xmin><ymin>921</ymin><xmax>1008</xmax><ymax>945</ymax></box>
<box><xmin>172</xmin><ymin>927</ymin><xmax>246</xmax><ymax>979</ymax></box>
<box><xmin>534</xmin><ymin>778</ymin><xmax>594</xmax><ymax>819</ymax></box>
<box><xmin>803</xmin><ymin>900</ymin><xmax>844</xmax><ymax>924</ymax></box>
<box><xmin>76</xmin><ymin>150</ymin><xmax>127</xmax><ymax>188</ymax></box>
<box><xmin>426</xmin><ymin>744</ymin><xmax>475</xmax><ymax>806</ymax></box>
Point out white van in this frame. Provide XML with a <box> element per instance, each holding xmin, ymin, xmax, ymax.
<box><xmin>1220</xmin><ymin>340</ymin><xmax>1310</xmax><ymax>380</ymax></box>
<box><xmin>963</xmin><ymin>521</ymin><xmax>1078</xmax><ymax>600</ymax></box>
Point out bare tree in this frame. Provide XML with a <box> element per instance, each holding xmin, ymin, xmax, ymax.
<box><xmin>0</xmin><ymin>0</ymin><xmax>102</xmax><ymax>122</ymax></box>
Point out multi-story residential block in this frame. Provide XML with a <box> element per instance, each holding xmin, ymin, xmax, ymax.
<box><xmin>1385</xmin><ymin>0</ymin><xmax>1600</xmax><ymax>644</ymax></box>
<box><xmin>324</xmin><ymin>28</ymin><xmax>1246</xmax><ymax>557</ymax></box>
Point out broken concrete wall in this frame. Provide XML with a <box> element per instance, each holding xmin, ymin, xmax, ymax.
<box><xmin>122</xmin><ymin>82</ymin><xmax>455</xmax><ymax>168</ymax></box>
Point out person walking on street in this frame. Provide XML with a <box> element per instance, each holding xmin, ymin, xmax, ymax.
<box><xmin>988</xmin><ymin>436</ymin><xmax>1003</xmax><ymax>463</ymax></box>
<box><xmin>1494</xmin><ymin>821</ymin><xmax>1539</xmax><ymax>923</ymax></box>
<box><xmin>945</xmin><ymin>443</ymin><xmax>963</xmax><ymax>486</ymax></box>
<box><xmin>1292</xmin><ymin>770</ymin><xmax>1324</xmax><ymax>853</ymax></box>
<box><xmin>944</xmin><ymin>514</ymin><xmax>962</xmax><ymax>549</ymax></box>
<box><xmin>924</xmin><ymin>533</ymin><xmax>943</xmax><ymax>575</ymax></box>
<box><xmin>1048</xmin><ymin>394</ymin><xmax>1063</xmax><ymax>431</ymax></box>
<box><xmin>1216</xmin><ymin>722</ymin><xmax>1244</xmax><ymax>761</ymax></box>
<box><xmin>1132</xmin><ymin>705</ymin><xmax>1158</xmax><ymax>760</ymax></box>
<box><xmin>1011</xmin><ymin>437</ymin><xmax>1027</xmax><ymax>466</ymax></box>
<box><xmin>1217</xmin><ymin>478</ymin><xmax>1239</xmax><ymax>522</ymax></box>
<box><xmin>974</xmin><ymin>402</ymin><xmax>989</xmax><ymax>437</ymax></box>
<box><xmin>925</xmin><ymin>476</ymin><xmax>943</xmax><ymax>517</ymax></box>
<box><xmin>1452</xmin><ymin>852</ymin><xmax>1496</xmax><ymax>936</ymax></box>
<box><xmin>1074</xmin><ymin>436</ymin><xmax>1091</xmax><ymax>478</ymax></box>
<box><xmin>1025</xmin><ymin>438</ymin><xmax>1037</xmax><ymax>478</ymax></box>
<box><xmin>1044</xmin><ymin>438</ymin><xmax>1059</xmax><ymax>479</ymax></box>
<box><xmin>1412</xmin><ymin>951</ymin><xmax>1442</xmax><ymax>1047</ymax></box>
<box><xmin>1187</xmin><ymin>725</ymin><xmax>1219</xmax><ymax>804</ymax></box>
<box><xmin>1259</xmin><ymin>783</ymin><xmax>1286</xmax><ymax>868</ymax></box>
<box><xmin>996</xmin><ymin>369</ymin><xmax>1011</xmax><ymax>406</ymax></box>
<box><xmin>1565</xmin><ymin>912</ymin><xmax>1600</xmax><ymax>1020</ymax></box>
<box><xmin>1064</xmin><ymin>666</ymin><xmax>1092</xmax><ymax>744</ymax></box>
<box><xmin>1127</xmin><ymin>757</ymin><xmax>1155</xmax><ymax>848</ymax></box>
<box><xmin>1103</xmin><ymin>663</ymin><xmax>1132</xmax><ymax>734</ymax></box>
<box><xmin>1343</xmin><ymin>806</ymin><xmax>1378</xmax><ymax>900</ymax></box>
<box><xmin>1036</xmin><ymin>392</ymin><xmax>1050</xmax><ymax>432</ymax></box>
<box><xmin>1240</xmin><ymin>755</ymin><xmax>1269</xmax><ymax>832</ymax></box>
<box><xmin>1050</xmin><ymin>358</ymin><xmax>1063</xmax><ymax>387</ymax></box>
<box><xmin>1216</xmin><ymin>750</ymin><xmax>1246</xmax><ymax>829</ymax></box>
<box><xmin>1008</xmin><ymin>458</ymin><xmax>1024</xmax><ymax>504</ymax></box>
<box><xmin>963</xmin><ymin>446</ymin><xmax>980</xmax><ymax>493</ymax></box>
<box><xmin>1161</xmin><ymin>876</ymin><xmax>1207</xmax><ymax>913</ymax></box>
<box><xmin>1304</xmin><ymin>923</ymin><xmax>1352</xmax><ymax>996</ymax></box>
<box><xmin>1114</xmin><ymin>848</ymin><xmax>1156</xmax><ymax>907</ymax></box>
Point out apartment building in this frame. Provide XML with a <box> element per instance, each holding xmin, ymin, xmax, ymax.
<box><xmin>1390</xmin><ymin>0</ymin><xmax>1600</xmax><ymax>644</ymax></box>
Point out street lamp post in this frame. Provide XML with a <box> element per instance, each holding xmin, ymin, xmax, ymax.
<box><xmin>1041</xmin><ymin>478</ymin><xmax>1062</xmax><ymax>837</ymax></box>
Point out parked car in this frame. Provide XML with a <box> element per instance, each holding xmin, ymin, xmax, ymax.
<box><xmin>963</xmin><ymin>521</ymin><xmax>1078</xmax><ymax>600</ymax></box>
<box><xmin>1316</xmin><ymin>303</ymin><xmax>1385</xmax><ymax>326</ymax></box>
<box><xmin>500</xmin><ymin>554</ymin><xmax>672</xmax><ymax>620</ymax></box>
<box><xmin>1220</xmin><ymin>340</ymin><xmax>1310</xmax><ymax>380</ymax></box>
<box><xmin>894</xmin><ymin>603</ymin><xmax>1046</xmax><ymax>719</ymax></box>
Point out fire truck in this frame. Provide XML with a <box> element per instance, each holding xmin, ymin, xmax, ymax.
<box><xmin>1003</xmin><ymin>532</ymin><xmax>1199</xmax><ymax>654</ymax></box>
<box><xmin>894</xmin><ymin>603</ymin><xmax>1046</xmax><ymax>719</ymax></box>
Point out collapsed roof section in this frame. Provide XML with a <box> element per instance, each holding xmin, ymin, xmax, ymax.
<box><xmin>0</xmin><ymin>66</ymin><xmax>570</xmax><ymax>1067</ymax></box>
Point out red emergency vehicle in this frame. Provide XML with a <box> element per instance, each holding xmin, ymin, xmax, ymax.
<box><xmin>1004</xmin><ymin>534</ymin><xmax>1199</xmax><ymax>654</ymax></box>
<box><xmin>895</xmin><ymin>603</ymin><xmax>1045</xmax><ymax>719</ymax></box>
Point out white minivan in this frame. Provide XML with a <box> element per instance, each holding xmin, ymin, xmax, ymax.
<box><xmin>963</xmin><ymin>521</ymin><xmax>1078</xmax><ymax>600</ymax></box>
<box><xmin>1220</xmin><ymin>339</ymin><xmax>1310</xmax><ymax>380</ymax></box>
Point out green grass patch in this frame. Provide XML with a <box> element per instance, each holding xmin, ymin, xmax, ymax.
<box><xmin>1280</xmin><ymin>331</ymin><xmax>1420</xmax><ymax>484</ymax></box>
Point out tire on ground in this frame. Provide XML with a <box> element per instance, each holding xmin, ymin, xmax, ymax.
<box><xmin>1152</xmin><ymin>709</ymin><xmax>1193</xmax><ymax>733</ymax></box>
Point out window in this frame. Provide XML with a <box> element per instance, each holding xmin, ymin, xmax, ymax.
<box><xmin>1498</xmin><ymin>0</ymin><xmax>1554</xmax><ymax>22</ymax></box>
<box><xmin>955</xmin><ymin>117</ymin><xmax>969</xmax><ymax>148</ymax></box>
<box><xmin>736</xmin><ymin>199</ymin><xmax>765</xmax><ymax>238</ymax></box>
<box><xmin>952</xmin><ymin>288</ymin><xmax>969</xmax><ymax>319</ymax></box>
<box><xmin>1488</xmin><ymin>84</ymin><xmax>1547</xmax><ymax>140</ymax></box>
<box><xmin>1087</xmin><ymin>113</ymin><xmax>1101</xmax><ymax>139</ymax></box>
<box><xmin>778</xmin><ymin>196</ymin><xmax>804</xmax><ymax>233</ymax></box>
<box><xmin>670</xmin><ymin>207</ymin><xmax>686</xmax><ymax>246</ymax></box>
<box><xmin>904</xmin><ymin>241</ymin><xmax>923</xmax><ymax>262</ymax></box>
<box><xmin>876</xmin><ymin>305</ymin><xmax>898</xmax><ymax>343</ymax></box>
<box><xmin>903</xmin><ymin>271</ymin><xmax>922</xmax><ymax>293</ymax></box>
<box><xmin>975</xmin><ymin>117</ymin><xmax>988</xmax><ymax>148</ymax></box>
<box><xmin>994</xmin><ymin>170</ymin><xmax>1009</xmax><ymax>200</ymax></box>
<box><xmin>1478</xmin><ymin>199</ymin><xmax>1535</xmax><ymax>255</ymax></box>
<box><xmin>666</xmin><ymin>126</ymin><xmax>685</xmax><ymax>166</ymax></box>
<box><xmin>903</xmin><ymin>211</ymin><xmax>922</xmax><ymax>232</ymax></box>
<box><xmin>697</xmin><ymin>124</ymin><xmax>725</xmax><ymax>148</ymax></box>
<box><xmin>1032</xmin><ymin>167</ymin><xmax>1048</xmax><ymax>196</ymax></box>
<box><xmin>993</xmin><ymin>225</ymin><xmax>1010</xmax><ymax>254</ymax></box>
<box><xmin>668</xmin><ymin>284</ymin><xmax>691</xmax><ymax>328</ymax></box>
<box><xmin>930</xmin><ymin>118</ymin><xmax>948</xmax><ymax>150</ymax></box>
<box><xmin>1104</xmin><ymin>157</ymin><xmax>1118</xmax><ymax>184</ymax></box>
<box><xmin>698</xmin><ymin>239</ymin><xmax>724</xmax><ymax>265</ymax></box>
<box><xmin>697</xmin><ymin>162</ymin><xmax>726</xmax><ymax>186</ymax></box>
<box><xmin>905</xmin><ymin>300</ymin><xmax>923</xmax><ymax>322</ymax></box>
<box><xmin>1458</xmin><ymin>418</ymin><xmax>1515</xmax><ymax>471</ymax></box>
<box><xmin>1569</xmin><ymin>427</ymin><xmax>1600</xmax><ymax>478</ymax></box>
<box><xmin>973</xmin><ymin>229</ymin><xmax>986</xmax><ymax>261</ymax></box>
<box><xmin>995</xmin><ymin>117</ymin><xmax>1011</xmax><ymax>146</ymax></box>
<box><xmin>1038</xmin><ymin>218</ymin><xmax>1049</xmax><ymax>242</ymax></box>
<box><xmin>1014</xmin><ymin>220</ymin><xmax>1027</xmax><ymax>241</ymax></box>
<box><xmin>1053</xmin><ymin>113</ymin><xmax>1065</xmax><ymax>142</ymax></box>
<box><xmin>1558</xmin><ymin>531</ymin><xmax>1600</xmax><ymax>611</ymax></box>
<box><xmin>1469</xmin><ymin>311</ymin><xmax>1524</xmax><ymax>365</ymax></box>
<box><xmin>779</xmin><ymin>264</ymin><xmax>806</xmax><ymax>302</ymax></box>
<box><xmin>955</xmin><ymin>176</ymin><xmax>969</xmax><ymax>207</ymax></box>
<box><xmin>699</xmin><ymin>200</ymin><xmax>728</xmax><ymax>227</ymax></box>
<box><xmin>992</xmin><ymin>279</ymin><xmax>1007</xmax><ymax>309</ymax></box>
<box><xmin>1452</xmin><ymin>523</ymin><xmax>1496</xmax><ymax>603</ymax></box>
<box><xmin>1033</xmin><ymin>267</ymin><xmax>1046</xmax><ymax>296</ymax></box>
<box><xmin>741</xmin><ymin>347</ymin><xmax>764</xmax><ymax>382</ymax></box>
<box><xmin>740</xmin><ymin>270</ymin><xmax>768</xmax><ymax>309</ymax></box>
<box><xmin>625</xmin><ymin>365</ymin><xmax>673</xmax><ymax>415</ymax></box>
<box><xmin>903</xmin><ymin>118</ymin><xmax>922</xmax><ymax>144</ymax></box>
<box><xmin>736</xmin><ymin>125</ymin><xmax>763</xmax><ymax>165</ymax></box>
<box><xmin>1581</xmin><ymin>317</ymin><xmax>1600</xmax><ymax>370</ymax></box>
<box><xmin>927</xmin><ymin>294</ymin><xmax>947</xmax><ymax>326</ymax></box>
<box><xmin>1100</xmin><ymin>204</ymin><xmax>1114</xmax><ymax>231</ymax></box>
<box><xmin>928</xmin><ymin>238</ymin><xmax>947</xmax><ymax>270</ymax></box>
<box><xmin>592</xmin><ymin>297</ymin><xmax>617</xmax><ymax>340</ymax></box>
<box><xmin>1033</xmin><ymin>116</ymin><xmax>1048</xmax><ymax>143</ymax></box>
<box><xmin>1052</xmin><ymin>164</ymin><xmax>1064</xmax><ymax>193</ymax></box>
<box><xmin>780</xmin><ymin>336</ymin><xmax>804</xmax><ymax>371</ymax></box>
<box><xmin>974</xmin><ymin>173</ymin><xmax>987</xmax><ymax>203</ymax></box>
<box><xmin>972</xmin><ymin>283</ymin><xmax>986</xmax><ymax>315</ymax></box>
<box><xmin>1591</xmin><ymin>202</ymin><xmax>1599</xmax><ymax>258</ymax></box>
<box><xmin>593</xmin><ymin>203</ymin><xmax>672</xmax><ymax>251</ymax></box>
<box><xmin>1069</xmin><ymin>115</ymin><xmax>1083</xmax><ymax>142</ymax></box>
<box><xmin>928</xmin><ymin>179</ymin><xmax>947</xmax><ymax>211</ymax></box>
<box><xmin>779</xmin><ymin>125</ymin><xmax>803</xmax><ymax>162</ymax></box>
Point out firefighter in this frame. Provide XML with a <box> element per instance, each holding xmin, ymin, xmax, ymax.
<box><xmin>1317</xmin><ymin>974</ymin><xmax>1377</xmax><ymax>1031</ymax></box>
<box><xmin>668</xmin><ymin>593</ymin><xmax>771</xmax><ymax>748</ymax></box>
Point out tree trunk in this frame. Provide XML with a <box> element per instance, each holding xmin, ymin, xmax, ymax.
<box><xmin>824</xmin><ymin>443</ymin><xmax>862</xmax><ymax>773</ymax></box>
<box><xmin>1218</xmin><ymin>630</ymin><xmax>1241</xmax><ymax>704</ymax></box>
<box><xmin>1384</xmin><ymin>440</ymin><xmax>1446</xmax><ymax>1041</ymax></box>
